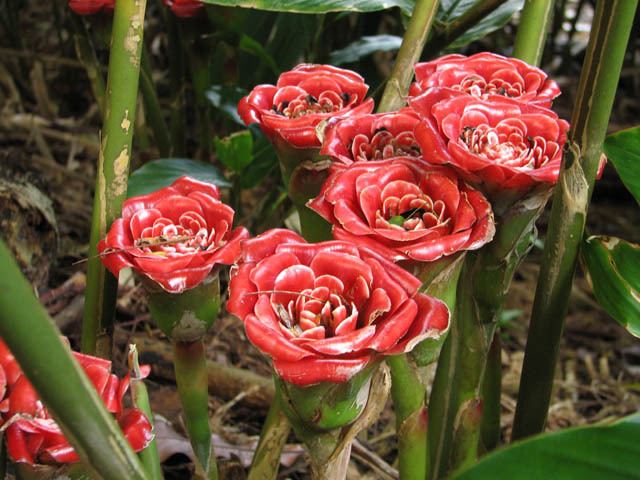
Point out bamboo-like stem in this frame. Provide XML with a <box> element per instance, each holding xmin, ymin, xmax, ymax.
<box><xmin>377</xmin><ymin>0</ymin><xmax>439</xmax><ymax>112</ymax></box>
<box><xmin>70</xmin><ymin>14</ymin><xmax>106</xmax><ymax>116</ymax></box>
<box><xmin>0</xmin><ymin>240</ymin><xmax>149</xmax><ymax>479</ymax></box>
<box><xmin>247</xmin><ymin>392</ymin><xmax>291</xmax><ymax>480</ymax></box>
<box><xmin>513</xmin><ymin>0</ymin><xmax>554</xmax><ymax>65</ymax></box>
<box><xmin>81</xmin><ymin>0</ymin><xmax>147</xmax><ymax>357</ymax></box>
<box><xmin>129</xmin><ymin>346</ymin><xmax>163</xmax><ymax>480</ymax></box>
<box><xmin>174</xmin><ymin>340</ymin><xmax>218</xmax><ymax>479</ymax></box>
<box><xmin>424</xmin><ymin>0</ymin><xmax>508</xmax><ymax>56</ymax></box>
<box><xmin>512</xmin><ymin>0</ymin><xmax>638</xmax><ymax>441</ymax></box>
<box><xmin>140</xmin><ymin>47</ymin><xmax>172</xmax><ymax>158</ymax></box>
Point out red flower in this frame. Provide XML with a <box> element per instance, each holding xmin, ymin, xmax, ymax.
<box><xmin>163</xmin><ymin>0</ymin><xmax>203</xmax><ymax>17</ymax></box>
<box><xmin>321</xmin><ymin>109</ymin><xmax>422</xmax><ymax>171</ymax></box>
<box><xmin>68</xmin><ymin>0</ymin><xmax>114</xmax><ymax>15</ymax></box>
<box><xmin>411</xmin><ymin>91</ymin><xmax>570</xmax><ymax>194</ymax></box>
<box><xmin>99</xmin><ymin>176</ymin><xmax>249</xmax><ymax>293</ymax></box>
<box><xmin>238</xmin><ymin>64</ymin><xmax>375</xmax><ymax>149</ymax></box>
<box><xmin>2</xmin><ymin>350</ymin><xmax>153</xmax><ymax>465</ymax></box>
<box><xmin>308</xmin><ymin>159</ymin><xmax>494</xmax><ymax>263</ymax></box>
<box><xmin>409</xmin><ymin>53</ymin><xmax>561</xmax><ymax>107</ymax></box>
<box><xmin>227</xmin><ymin>229</ymin><xmax>449</xmax><ymax>386</ymax></box>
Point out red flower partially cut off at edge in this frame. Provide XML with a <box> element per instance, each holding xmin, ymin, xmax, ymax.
<box><xmin>68</xmin><ymin>0</ymin><xmax>114</xmax><ymax>15</ymax></box>
<box><xmin>163</xmin><ymin>0</ymin><xmax>204</xmax><ymax>17</ymax></box>
<box><xmin>0</xmin><ymin>340</ymin><xmax>153</xmax><ymax>465</ymax></box>
<box><xmin>99</xmin><ymin>176</ymin><xmax>249</xmax><ymax>293</ymax></box>
<box><xmin>411</xmin><ymin>90</ymin><xmax>570</xmax><ymax>194</ymax></box>
<box><xmin>227</xmin><ymin>230</ymin><xmax>449</xmax><ymax>386</ymax></box>
<box><xmin>321</xmin><ymin>109</ymin><xmax>422</xmax><ymax>172</ymax></box>
<box><xmin>309</xmin><ymin>159</ymin><xmax>495</xmax><ymax>263</ymax></box>
<box><xmin>238</xmin><ymin>64</ymin><xmax>375</xmax><ymax>149</ymax></box>
<box><xmin>409</xmin><ymin>52</ymin><xmax>561</xmax><ymax>107</ymax></box>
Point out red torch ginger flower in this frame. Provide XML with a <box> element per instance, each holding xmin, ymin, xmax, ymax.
<box><xmin>309</xmin><ymin>159</ymin><xmax>494</xmax><ymax>263</ymax></box>
<box><xmin>68</xmin><ymin>0</ymin><xmax>114</xmax><ymax>15</ymax></box>
<box><xmin>411</xmin><ymin>92</ymin><xmax>570</xmax><ymax>194</ymax></box>
<box><xmin>2</xmin><ymin>349</ymin><xmax>153</xmax><ymax>465</ymax></box>
<box><xmin>99</xmin><ymin>176</ymin><xmax>249</xmax><ymax>293</ymax></box>
<box><xmin>227</xmin><ymin>230</ymin><xmax>449</xmax><ymax>386</ymax></box>
<box><xmin>238</xmin><ymin>64</ymin><xmax>375</xmax><ymax>149</ymax></box>
<box><xmin>164</xmin><ymin>0</ymin><xmax>203</xmax><ymax>17</ymax></box>
<box><xmin>409</xmin><ymin>53</ymin><xmax>561</xmax><ymax>107</ymax></box>
<box><xmin>321</xmin><ymin>109</ymin><xmax>422</xmax><ymax>171</ymax></box>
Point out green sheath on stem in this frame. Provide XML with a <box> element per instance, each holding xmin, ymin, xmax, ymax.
<box><xmin>82</xmin><ymin>0</ymin><xmax>147</xmax><ymax>357</ymax></box>
<box><xmin>512</xmin><ymin>0</ymin><xmax>638</xmax><ymax>440</ymax></box>
<box><xmin>512</xmin><ymin>0</ymin><xmax>554</xmax><ymax>65</ymax></box>
<box><xmin>0</xmin><ymin>240</ymin><xmax>148</xmax><ymax>479</ymax></box>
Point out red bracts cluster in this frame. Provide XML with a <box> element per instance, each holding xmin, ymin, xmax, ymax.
<box><xmin>227</xmin><ymin>230</ymin><xmax>449</xmax><ymax>386</ymax></box>
<box><xmin>0</xmin><ymin>340</ymin><xmax>152</xmax><ymax>465</ymax></box>
<box><xmin>163</xmin><ymin>0</ymin><xmax>204</xmax><ymax>17</ymax></box>
<box><xmin>99</xmin><ymin>176</ymin><xmax>249</xmax><ymax>293</ymax></box>
<box><xmin>68</xmin><ymin>0</ymin><xmax>114</xmax><ymax>15</ymax></box>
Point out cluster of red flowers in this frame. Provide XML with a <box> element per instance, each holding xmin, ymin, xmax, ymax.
<box><xmin>69</xmin><ymin>0</ymin><xmax>203</xmax><ymax>17</ymax></box>
<box><xmin>0</xmin><ymin>340</ymin><xmax>152</xmax><ymax>466</ymax></box>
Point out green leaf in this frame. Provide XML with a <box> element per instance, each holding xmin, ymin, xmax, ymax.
<box><xmin>238</xmin><ymin>125</ymin><xmax>279</xmax><ymax>189</ymax></box>
<box><xmin>329</xmin><ymin>35</ymin><xmax>403</xmax><ymax>65</ymax></box>
<box><xmin>436</xmin><ymin>0</ymin><xmax>525</xmax><ymax>49</ymax></box>
<box><xmin>206</xmin><ymin>85</ymin><xmax>248</xmax><ymax>126</ymax></box>
<box><xmin>200</xmin><ymin>0</ymin><xmax>415</xmax><ymax>15</ymax></box>
<box><xmin>214</xmin><ymin>130</ymin><xmax>254</xmax><ymax>172</ymax></box>
<box><xmin>128</xmin><ymin>159</ymin><xmax>230</xmax><ymax>198</ymax></box>
<box><xmin>238</xmin><ymin>34</ymin><xmax>279</xmax><ymax>75</ymax></box>
<box><xmin>603</xmin><ymin>126</ymin><xmax>640</xmax><ymax>205</ymax></box>
<box><xmin>454</xmin><ymin>414</ymin><xmax>640</xmax><ymax>480</ymax></box>
<box><xmin>581</xmin><ymin>235</ymin><xmax>640</xmax><ymax>338</ymax></box>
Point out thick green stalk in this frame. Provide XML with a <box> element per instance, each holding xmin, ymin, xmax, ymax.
<box><xmin>512</xmin><ymin>0</ymin><xmax>638</xmax><ymax>440</ymax></box>
<box><xmin>0</xmin><ymin>240</ymin><xmax>148</xmax><ymax>479</ymax></box>
<box><xmin>377</xmin><ymin>0</ymin><xmax>439</xmax><ymax>112</ymax></box>
<box><xmin>174</xmin><ymin>340</ymin><xmax>218</xmax><ymax>479</ymax></box>
<box><xmin>140</xmin><ymin>47</ymin><xmax>172</xmax><ymax>158</ymax></box>
<box><xmin>247</xmin><ymin>392</ymin><xmax>291</xmax><ymax>480</ymax></box>
<box><xmin>82</xmin><ymin>0</ymin><xmax>147</xmax><ymax>357</ymax></box>
<box><xmin>513</xmin><ymin>0</ymin><xmax>554</xmax><ymax>65</ymax></box>
<box><xmin>388</xmin><ymin>355</ymin><xmax>429</xmax><ymax>480</ymax></box>
<box><xmin>479</xmin><ymin>334</ymin><xmax>501</xmax><ymax>452</ymax></box>
<box><xmin>70</xmin><ymin>14</ymin><xmax>106</xmax><ymax>116</ymax></box>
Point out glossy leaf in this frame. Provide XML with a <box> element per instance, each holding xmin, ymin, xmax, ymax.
<box><xmin>215</xmin><ymin>130</ymin><xmax>254</xmax><ymax>172</ymax></box>
<box><xmin>128</xmin><ymin>159</ymin><xmax>230</xmax><ymax>198</ymax></box>
<box><xmin>206</xmin><ymin>85</ymin><xmax>248</xmax><ymax>126</ymax></box>
<box><xmin>454</xmin><ymin>414</ymin><xmax>640</xmax><ymax>479</ymax></box>
<box><xmin>603</xmin><ymin>126</ymin><xmax>640</xmax><ymax>205</ymax></box>
<box><xmin>200</xmin><ymin>0</ymin><xmax>415</xmax><ymax>15</ymax></box>
<box><xmin>437</xmin><ymin>0</ymin><xmax>525</xmax><ymax>49</ymax></box>
<box><xmin>581</xmin><ymin>235</ymin><xmax>640</xmax><ymax>338</ymax></box>
<box><xmin>329</xmin><ymin>35</ymin><xmax>403</xmax><ymax>65</ymax></box>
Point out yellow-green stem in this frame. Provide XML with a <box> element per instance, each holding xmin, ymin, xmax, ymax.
<box><xmin>513</xmin><ymin>0</ymin><xmax>554</xmax><ymax>65</ymax></box>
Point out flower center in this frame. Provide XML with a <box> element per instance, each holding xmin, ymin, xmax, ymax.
<box><xmin>380</xmin><ymin>192</ymin><xmax>448</xmax><ymax>231</ymax></box>
<box><xmin>275</xmin><ymin>91</ymin><xmax>349</xmax><ymax>118</ymax></box>
<box><xmin>455</xmin><ymin>74</ymin><xmax>523</xmax><ymax>99</ymax></box>
<box><xmin>352</xmin><ymin>129</ymin><xmax>421</xmax><ymax>162</ymax></box>
<box><xmin>136</xmin><ymin>211</ymin><xmax>217</xmax><ymax>256</ymax></box>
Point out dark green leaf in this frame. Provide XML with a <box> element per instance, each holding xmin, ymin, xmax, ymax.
<box><xmin>128</xmin><ymin>159</ymin><xmax>230</xmax><ymax>198</ymax></box>
<box><xmin>581</xmin><ymin>236</ymin><xmax>640</xmax><ymax>338</ymax></box>
<box><xmin>239</xmin><ymin>34</ymin><xmax>279</xmax><ymax>75</ymax></box>
<box><xmin>214</xmin><ymin>130</ymin><xmax>254</xmax><ymax>172</ymax></box>
<box><xmin>603</xmin><ymin>126</ymin><xmax>640</xmax><ymax>205</ymax></box>
<box><xmin>454</xmin><ymin>414</ymin><xmax>640</xmax><ymax>480</ymax></box>
<box><xmin>200</xmin><ymin>0</ymin><xmax>415</xmax><ymax>15</ymax></box>
<box><xmin>206</xmin><ymin>85</ymin><xmax>248</xmax><ymax>126</ymax></box>
<box><xmin>329</xmin><ymin>35</ymin><xmax>403</xmax><ymax>65</ymax></box>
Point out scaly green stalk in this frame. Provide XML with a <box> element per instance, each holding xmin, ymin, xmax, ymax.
<box><xmin>0</xmin><ymin>240</ymin><xmax>148</xmax><ymax>479</ymax></box>
<box><xmin>129</xmin><ymin>346</ymin><xmax>163</xmax><ymax>480</ymax></box>
<box><xmin>81</xmin><ymin>0</ymin><xmax>147</xmax><ymax>357</ymax></box>
<box><xmin>513</xmin><ymin>0</ymin><xmax>554</xmax><ymax>65</ymax></box>
<box><xmin>70</xmin><ymin>14</ymin><xmax>106</xmax><ymax>116</ymax></box>
<box><xmin>512</xmin><ymin>0</ymin><xmax>638</xmax><ymax>441</ymax></box>
<box><xmin>377</xmin><ymin>0</ymin><xmax>439</xmax><ymax>112</ymax></box>
<box><xmin>140</xmin><ymin>46</ymin><xmax>172</xmax><ymax>158</ymax></box>
<box><xmin>247</xmin><ymin>391</ymin><xmax>291</xmax><ymax>480</ymax></box>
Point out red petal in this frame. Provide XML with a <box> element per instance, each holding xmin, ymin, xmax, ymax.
<box><xmin>273</xmin><ymin>355</ymin><xmax>372</xmax><ymax>386</ymax></box>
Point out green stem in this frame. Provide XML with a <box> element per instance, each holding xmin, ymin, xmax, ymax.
<box><xmin>247</xmin><ymin>392</ymin><xmax>291</xmax><ymax>480</ymax></box>
<box><xmin>140</xmin><ymin>47</ymin><xmax>172</xmax><ymax>158</ymax></box>
<box><xmin>174</xmin><ymin>340</ymin><xmax>218</xmax><ymax>479</ymax></box>
<box><xmin>388</xmin><ymin>355</ymin><xmax>429</xmax><ymax>480</ymax></box>
<box><xmin>129</xmin><ymin>346</ymin><xmax>163</xmax><ymax>480</ymax></box>
<box><xmin>0</xmin><ymin>240</ymin><xmax>148</xmax><ymax>479</ymax></box>
<box><xmin>513</xmin><ymin>0</ymin><xmax>555</xmax><ymax>65</ymax></box>
<box><xmin>479</xmin><ymin>334</ymin><xmax>501</xmax><ymax>452</ymax></box>
<box><xmin>70</xmin><ymin>14</ymin><xmax>106</xmax><ymax>116</ymax></box>
<box><xmin>81</xmin><ymin>0</ymin><xmax>147</xmax><ymax>357</ymax></box>
<box><xmin>424</xmin><ymin>0</ymin><xmax>508</xmax><ymax>56</ymax></box>
<box><xmin>377</xmin><ymin>0</ymin><xmax>440</xmax><ymax>112</ymax></box>
<box><xmin>512</xmin><ymin>0</ymin><xmax>638</xmax><ymax>441</ymax></box>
